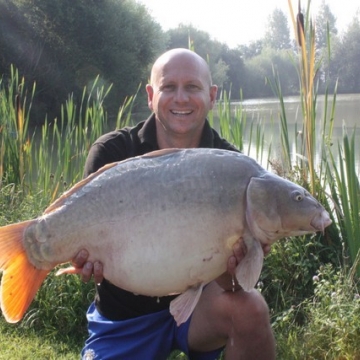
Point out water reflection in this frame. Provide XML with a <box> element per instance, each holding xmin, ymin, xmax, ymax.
<box><xmin>235</xmin><ymin>94</ymin><xmax>360</xmax><ymax>172</ymax></box>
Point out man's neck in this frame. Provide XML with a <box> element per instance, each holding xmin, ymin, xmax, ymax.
<box><xmin>157</xmin><ymin>135</ymin><xmax>201</xmax><ymax>150</ymax></box>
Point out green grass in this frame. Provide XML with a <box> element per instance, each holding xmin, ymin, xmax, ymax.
<box><xmin>0</xmin><ymin>321</ymin><xmax>81</xmax><ymax>360</ymax></box>
<box><xmin>273</xmin><ymin>262</ymin><xmax>360</xmax><ymax>359</ymax></box>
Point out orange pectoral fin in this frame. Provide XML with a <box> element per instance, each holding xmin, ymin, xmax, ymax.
<box><xmin>0</xmin><ymin>221</ymin><xmax>49</xmax><ymax>323</ymax></box>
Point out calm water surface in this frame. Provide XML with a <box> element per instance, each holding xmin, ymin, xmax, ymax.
<box><xmin>110</xmin><ymin>93</ymin><xmax>360</xmax><ymax>171</ymax></box>
<box><xmin>234</xmin><ymin>93</ymin><xmax>360</xmax><ymax>170</ymax></box>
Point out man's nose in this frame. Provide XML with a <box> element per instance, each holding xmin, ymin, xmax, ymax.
<box><xmin>173</xmin><ymin>87</ymin><xmax>189</xmax><ymax>102</ymax></box>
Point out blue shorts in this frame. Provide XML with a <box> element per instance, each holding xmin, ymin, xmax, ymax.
<box><xmin>81</xmin><ymin>302</ymin><xmax>223</xmax><ymax>360</ymax></box>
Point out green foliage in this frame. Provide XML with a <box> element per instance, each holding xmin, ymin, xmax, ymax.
<box><xmin>0</xmin><ymin>0</ymin><xmax>165</xmax><ymax>122</ymax></box>
<box><xmin>274</xmin><ymin>263</ymin><xmax>360</xmax><ymax>359</ymax></box>
<box><xmin>214</xmin><ymin>91</ymin><xmax>246</xmax><ymax>152</ymax></box>
<box><xmin>22</xmin><ymin>271</ymin><xmax>94</xmax><ymax>341</ymax></box>
<box><xmin>1</xmin><ymin>0</ymin><xmax>360</xmax><ymax>125</ymax></box>
<box><xmin>0</xmin><ymin>66</ymin><xmax>35</xmax><ymax>187</ymax></box>
<box><xmin>261</xmin><ymin>230</ymin><xmax>340</xmax><ymax>314</ymax></box>
<box><xmin>266</xmin><ymin>65</ymin><xmax>293</xmax><ymax>169</ymax></box>
<box><xmin>326</xmin><ymin>127</ymin><xmax>360</xmax><ymax>275</ymax></box>
<box><xmin>219</xmin><ymin>47</ymin><xmax>247</xmax><ymax>99</ymax></box>
<box><xmin>0</xmin><ymin>172</ymin><xmax>93</xmax><ymax>354</ymax></box>
<box><xmin>289</xmin><ymin>0</ymin><xmax>360</xmax><ymax>275</ymax></box>
<box><xmin>315</xmin><ymin>0</ymin><xmax>338</xmax><ymax>49</ymax></box>
<box><xmin>0</xmin><ymin>183</ymin><xmax>48</xmax><ymax>226</ymax></box>
<box><xmin>264</xmin><ymin>8</ymin><xmax>292</xmax><ymax>50</ymax></box>
<box><xmin>329</xmin><ymin>16</ymin><xmax>360</xmax><ymax>93</ymax></box>
<box><xmin>0</xmin><ymin>67</ymin><xmax>137</xmax><ymax>201</ymax></box>
<box><xmin>244</xmin><ymin>48</ymin><xmax>299</xmax><ymax>99</ymax></box>
<box><xmin>33</xmin><ymin>77</ymin><xmax>113</xmax><ymax>195</ymax></box>
<box><xmin>166</xmin><ymin>25</ymin><xmax>247</xmax><ymax>99</ymax></box>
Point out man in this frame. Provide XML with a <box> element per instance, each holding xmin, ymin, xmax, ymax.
<box><xmin>74</xmin><ymin>48</ymin><xmax>276</xmax><ymax>360</ymax></box>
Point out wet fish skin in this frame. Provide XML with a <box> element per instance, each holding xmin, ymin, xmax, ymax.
<box><xmin>0</xmin><ymin>148</ymin><xmax>332</xmax><ymax>325</ymax></box>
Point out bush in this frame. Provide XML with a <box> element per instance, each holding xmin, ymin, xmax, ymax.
<box><xmin>273</xmin><ymin>263</ymin><xmax>360</xmax><ymax>359</ymax></box>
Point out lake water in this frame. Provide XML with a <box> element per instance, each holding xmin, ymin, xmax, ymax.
<box><xmin>230</xmin><ymin>93</ymin><xmax>360</xmax><ymax>170</ymax></box>
<box><xmin>129</xmin><ymin>93</ymin><xmax>359</xmax><ymax>171</ymax></box>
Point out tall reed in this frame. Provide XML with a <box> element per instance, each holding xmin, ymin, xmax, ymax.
<box><xmin>290</xmin><ymin>0</ymin><xmax>360</xmax><ymax>272</ymax></box>
<box><xmin>33</xmin><ymin>77</ymin><xmax>113</xmax><ymax>199</ymax></box>
<box><xmin>213</xmin><ymin>90</ymin><xmax>273</xmax><ymax>169</ymax></box>
<box><xmin>266</xmin><ymin>66</ymin><xmax>292</xmax><ymax>170</ymax></box>
<box><xmin>326</xmin><ymin>127</ymin><xmax>360</xmax><ymax>273</ymax></box>
<box><xmin>287</xmin><ymin>0</ymin><xmax>319</xmax><ymax>194</ymax></box>
<box><xmin>0</xmin><ymin>69</ymin><xmax>135</xmax><ymax>200</ymax></box>
<box><xmin>0</xmin><ymin>66</ymin><xmax>35</xmax><ymax>189</ymax></box>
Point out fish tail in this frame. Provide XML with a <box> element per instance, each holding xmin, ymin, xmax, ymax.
<box><xmin>0</xmin><ymin>221</ymin><xmax>49</xmax><ymax>323</ymax></box>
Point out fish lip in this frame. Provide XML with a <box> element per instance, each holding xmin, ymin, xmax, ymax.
<box><xmin>310</xmin><ymin>213</ymin><xmax>332</xmax><ymax>233</ymax></box>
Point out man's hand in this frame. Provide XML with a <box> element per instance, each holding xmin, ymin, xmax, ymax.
<box><xmin>72</xmin><ymin>249</ymin><xmax>104</xmax><ymax>284</ymax></box>
<box><xmin>216</xmin><ymin>239</ymin><xmax>271</xmax><ymax>291</ymax></box>
<box><xmin>226</xmin><ymin>241</ymin><xmax>247</xmax><ymax>276</ymax></box>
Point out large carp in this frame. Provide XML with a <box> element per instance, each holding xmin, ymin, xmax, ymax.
<box><xmin>0</xmin><ymin>148</ymin><xmax>331</xmax><ymax>325</ymax></box>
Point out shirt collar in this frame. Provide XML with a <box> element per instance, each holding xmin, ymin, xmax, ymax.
<box><xmin>138</xmin><ymin>114</ymin><xmax>158</xmax><ymax>150</ymax></box>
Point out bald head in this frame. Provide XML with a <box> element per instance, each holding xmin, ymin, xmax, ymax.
<box><xmin>145</xmin><ymin>48</ymin><xmax>218</xmax><ymax>149</ymax></box>
<box><xmin>150</xmin><ymin>48</ymin><xmax>213</xmax><ymax>87</ymax></box>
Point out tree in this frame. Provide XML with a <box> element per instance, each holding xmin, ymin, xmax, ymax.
<box><xmin>330</xmin><ymin>16</ymin><xmax>360</xmax><ymax>93</ymax></box>
<box><xmin>243</xmin><ymin>47</ymin><xmax>298</xmax><ymax>99</ymax></box>
<box><xmin>0</xmin><ymin>0</ymin><xmax>166</xmax><ymax>123</ymax></box>
<box><xmin>315</xmin><ymin>0</ymin><xmax>338</xmax><ymax>49</ymax></box>
<box><xmin>220</xmin><ymin>47</ymin><xmax>247</xmax><ymax>99</ymax></box>
<box><xmin>264</xmin><ymin>8</ymin><xmax>291</xmax><ymax>50</ymax></box>
<box><xmin>166</xmin><ymin>25</ymin><xmax>228</xmax><ymax>93</ymax></box>
<box><xmin>237</xmin><ymin>40</ymin><xmax>264</xmax><ymax>59</ymax></box>
<box><xmin>166</xmin><ymin>25</ymin><xmax>248</xmax><ymax>99</ymax></box>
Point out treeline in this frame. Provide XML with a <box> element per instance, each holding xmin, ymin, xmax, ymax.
<box><xmin>0</xmin><ymin>0</ymin><xmax>359</xmax><ymax>124</ymax></box>
<box><xmin>0</xmin><ymin>0</ymin><xmax>166</xmax><ymax>122</ymax></box>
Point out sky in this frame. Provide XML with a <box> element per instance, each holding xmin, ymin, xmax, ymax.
<box><xmin>136</xmin><ymin>0</ymin><xmax>359</xmax><ymax>48</ymax></box>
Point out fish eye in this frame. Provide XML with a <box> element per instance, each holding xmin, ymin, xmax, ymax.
<box><xmin>292</xmin><ymin>190</ymin><xmax>304</xmax><ymax>201</ymax></box>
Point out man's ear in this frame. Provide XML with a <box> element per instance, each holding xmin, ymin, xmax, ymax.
<box><xmin>145</xmin><ymin>84</ymin><xmax>154</xmax><ymax>110</ymax></box>
<box><xmin>210</xmin><ymin>85</ymin><xmax>218</xmax><ymax>107</ymax></box>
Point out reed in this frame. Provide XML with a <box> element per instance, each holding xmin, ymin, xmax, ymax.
<box><xmin>0</xmin><ymin>66</ymin><xmax>35</xmax><ymax>189</ymax></box>
<box><xmin>115</xmin><ymin>83</ymin><xmax>141</xmax><ymax>130</ymax></box>
<box><xmin>326</xmin><ymin>127</ymin><xmax>360</xmax><ymax>273</ymax></box>
<box><xmin>30</xmin><ymin>77</ymin><xmax>113</xmax><ymax>200</ymax></box>
<box><xmin>286</xmin><ymin>0</ymin><xmax>320</xmax><ymax>194</ymax></box>
<box><xmin>266</xmin><ymin>66</ymin><xmax>292</xmax><ymax>169</ymax></box>
<box><xmin>290</xmin><ymin>0</ymin><xmax>360</xmax><ymax>274</ymax></box>
<box><xmin>214</xmin><ymin>90</ymin><xmax>273</xmax><ymax>169</ymax></box>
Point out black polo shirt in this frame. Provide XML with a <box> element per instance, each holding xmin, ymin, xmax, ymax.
<box><xmin>84</xmin><ymin>113</ymin><xmax>239</xmax><ymax>320</ymax></box>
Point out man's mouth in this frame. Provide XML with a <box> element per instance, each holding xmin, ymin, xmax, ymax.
<box><xmin>170</xmin><ymin>110</ymin><xmax>193</xmax><ymax>116</ymax></box>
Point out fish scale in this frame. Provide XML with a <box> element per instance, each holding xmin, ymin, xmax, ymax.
<box><xmin>0</xmin><ymin>148</ymin><xmax>331</xmax><ymax>325</ymax></box>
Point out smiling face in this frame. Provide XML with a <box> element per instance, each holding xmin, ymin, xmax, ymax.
<box><xmin>146</xmin><ymin>49</ymin><xmax>218</xmax><ymax>148</ymax></box>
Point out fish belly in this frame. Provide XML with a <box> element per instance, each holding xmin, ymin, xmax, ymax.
<box><xmin>24</xmin><ymin>149</ymin><xmax>248</xmax><ymax>296</ymax></box>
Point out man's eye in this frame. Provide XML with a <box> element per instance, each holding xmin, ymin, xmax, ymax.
<box><xmin>187</xmin><ymin>84</ymin><xmax>200</xmax><ymax>91</ymax></box>
<box><xmin>162</xmin><ymin>85</ymin><xmax>175</xmax><ymax>91</ymax></box>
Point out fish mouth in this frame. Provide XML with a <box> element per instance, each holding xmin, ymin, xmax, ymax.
<box><xmin>310</xmin><ymin>210</ymin><xmax>332</xmax><ymax>233</ymax></box>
